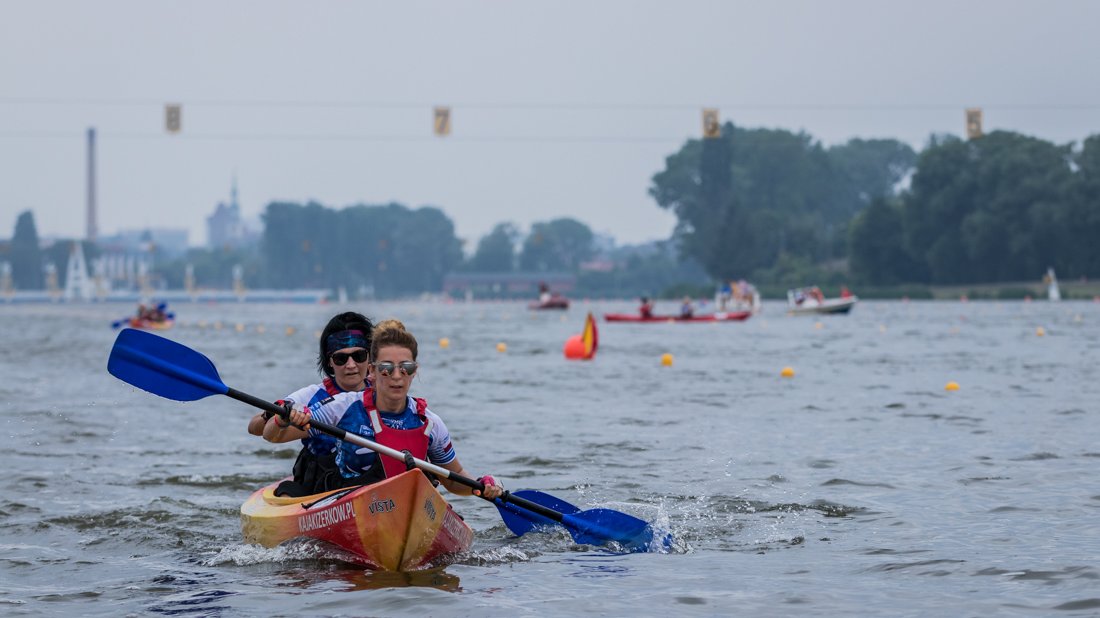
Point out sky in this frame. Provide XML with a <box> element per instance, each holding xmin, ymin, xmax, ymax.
<box><xmin>2</xmin><ymin>0</ymin><xmax>1099</xmax><ymax>251</ymax></box>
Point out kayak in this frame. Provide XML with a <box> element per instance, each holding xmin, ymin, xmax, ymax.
<box><xmin>127</xmin><ymin>318</ymin><xmax>175</xmax><ymax>330</ymax></box>
<box><xmin>604</xmin><ymin>311</ymin><xmax>751</xmax><ymax>323</ymax></box>
<box><xmin>529</xmin><ymin>298</ymin><xmax>570</xmax><ymax>310</ymax></box>
<box><xmin>240</xmin><ymin>469</ymin><xmax>474</xmax><ymax>571</ymax></box>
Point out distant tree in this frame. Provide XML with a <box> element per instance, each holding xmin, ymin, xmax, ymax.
<box><xmin>10</xmin><ymin>211</ymin><xmax>44</xmax><ymax>289</ymax></box>
<box><xmin>903</xmin><ymin>131</ymin><xmax>1073</xmax><ymax>283</ymax></box>
<box><xmin>650</xmin><ymin>123</ymin><xmax>916</xmax><ymax>283</ymax></box>
<box><xmin>1065</xmin><ymin>135</ymin><xmax>1100</xmax><ymax>276</ymax></box>
<box><xmin>848</xmin><ymin>197</ymin><xmax>917</xmax><ymax>285</ymax></box>
<box><xmin>518</xmin><ymin>218</ymin><xmax>594</xmax><ymax>272</ymax></box>
<box><xmin>470</xmin><ymin>223</ymin><xmax>519</xmax><ymax>272</ymax></box>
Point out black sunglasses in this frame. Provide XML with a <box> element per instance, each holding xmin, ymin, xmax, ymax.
<box><xmin>330</xmin><ymin>349</ymin><xmax>369</xmax><ymax>366</ymax></box>
<box><xmin>374</xmin><ymin>360</ymin><xmax>418</xmax><ymax>377</ymax></box>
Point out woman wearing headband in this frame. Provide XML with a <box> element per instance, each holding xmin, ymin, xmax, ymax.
<box><xmin>265</xmin><ymin>319</ymin><xmax>503</xmax><ymax>500</ymax></box>
<box><xmin>249</xmin><ymin>311</ymin><xmax>373</xmax><ymax>497</ymax></box>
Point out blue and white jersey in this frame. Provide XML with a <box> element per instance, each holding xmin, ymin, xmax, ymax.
<box><xmin>284</xmin><ymin>379</ymin><xmax>349</xmax><ymax>456</ymax></box>
<box><xmin>308</xmin><ymin>391</ymin><xmax>457</xmax><ymax>478</ymax></box>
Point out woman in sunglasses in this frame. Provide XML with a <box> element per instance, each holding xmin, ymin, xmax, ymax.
<box><xmin>249</xmin><ymin>311</ymin><xmax>373</xmax><ymax>496</ymax></box>
<box><xmin>266</xmin><ymin>319</ymin><xmax>504</xmax><ymax>500</ymax></box>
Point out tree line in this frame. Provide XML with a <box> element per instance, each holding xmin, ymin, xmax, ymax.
<box><xmin>5</xmin><ymin>124</ymin><xmax>1097</xmax><ymax>296</ymax></box>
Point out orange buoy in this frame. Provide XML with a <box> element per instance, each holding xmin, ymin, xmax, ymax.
<box><xmin>563</xmin><ymin>335</ymin><xmax>586</xmax><ymax>359</ymax></box>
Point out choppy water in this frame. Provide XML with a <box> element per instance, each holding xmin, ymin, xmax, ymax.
<box><xmin>1</xmin><ymin>299</ymin><xmax>1098</xmax><ymax>617</ymax></box>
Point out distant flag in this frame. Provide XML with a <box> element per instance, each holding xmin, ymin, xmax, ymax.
<box><xmin>434</xmin><ymin>106</ymin><xmax>451</xmax><ymax>136</ymax></box>
<box><xmin>966</xmin><ymin>107</ymin><xmax>982</xmax><ymax>139</ymax></box>
<box><xmin>702</xmin><ymin>108</ymin><xmax>720</xmax><ymax>139</ymax></box>
<box><xmin>165</xmin><ymin>104</ymin><xmax>182</xmax><ymax>133</ymax></box>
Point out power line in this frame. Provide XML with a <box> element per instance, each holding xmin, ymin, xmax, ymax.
<box><xmin>2</xmin><ymin>97</ymin><xmax>1100</xmax><ymax>111</ymax></box>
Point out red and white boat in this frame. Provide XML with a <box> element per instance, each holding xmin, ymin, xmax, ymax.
<box><xmin>240</xmin><ymin>469</ymin><xmax>474</xmax><ymax>571</ymax></box>
<box><xmin>604</xmin><ymin>311</ymin><xmax>752</xmax><ymax>323</ymax></box>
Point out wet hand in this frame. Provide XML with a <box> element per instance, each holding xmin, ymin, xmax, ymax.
<box><xmin>475</xmin><ymin>475</ymin><xmax>504</xmax><ymax>499</ymax></box>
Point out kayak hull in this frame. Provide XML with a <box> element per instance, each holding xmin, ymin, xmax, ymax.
<box><xmin>529</xmin><ymin>299</ymin><xmax>570</xmax><ymax>310</ymax></box>
<box><xmin>787</xmin><ymin>297</ymin><xmax>858</xmax><ymax>315</ymax></box>
<box><xmin>240</xmin><ymin>469</ymin><xmax>474</xmax><ymax>571</ymax></box>
<box><xmin>128</xmin><ymin>318</ymin><xmax>174</xmax><ymax>330</ymax></box>
<box><xmin>604</xmin><ymin>311</ymin><xmax>751</xmax><ymax>323</ymax></box>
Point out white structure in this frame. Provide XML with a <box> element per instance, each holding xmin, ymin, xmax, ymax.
<box><xmin>63</xmin><ymin>242</ymin><xmax>95</xmax><ymax>301</ymax></box>
<box><xmin>1046</xmin><ymin>267</ymin><xmax>1061</xmax><ymax>302</ymax></box>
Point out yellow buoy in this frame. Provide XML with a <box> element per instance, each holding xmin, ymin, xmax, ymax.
<box><xmin>945</xmin><ymin>381</ymin><xmax>960</xmax><ymax>391</ymax></box>
<box><xmin>1035</xmin><ymin>326</ymin><xmax>1045</xmax><ymax>337</ymax></box>
<box><xmin>781</xmin><ymin>366</ymin><xmax>795</xmax><ymax>378</ymax></box>
<box><xmin>661</xmin><ymin>353</ymin><xmax>673</xmax><ymax>366</ymax></box>
<box><xmin>235</xmin><ymin>323</ymin><xmax>245</xmax><ymax>333</ymax></box>
<box><xmin>496</xmin><ymin>342</ymin><xmax>507</xmax><ymax>353</ymax></box>
<box><xmin>285</xmin><ymin>326</ymin><xmax>296</xmax><ymax>336</ymax></box>
<box><xmin>439</xmin><ymin>337</ymin><xmax>450</xmax><ymax>349</ymax></box>
<box><xmin>814</xmin><ymin>321</ymin><xmax>824</xmax><ymax>330</ymax></box>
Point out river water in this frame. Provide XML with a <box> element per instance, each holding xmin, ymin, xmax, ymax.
<box><xmin>1</xmin><ymin>299</ymin><xmax>1098</xmax><ymax>617</ymax></box>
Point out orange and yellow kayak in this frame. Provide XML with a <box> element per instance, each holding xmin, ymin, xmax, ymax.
<box><xmin>240</xmin><ymin>469</ymin><xmax>474</xmax><ymax>571</ymax></box>
<box><xmin>128</xmin><ymin>317</ymin><xmax>175</xmax><ymax>330</ymax></box>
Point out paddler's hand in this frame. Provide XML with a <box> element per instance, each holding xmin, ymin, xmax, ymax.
<box><xmin>285</xmin><ymin>406</ymin><xmax>311</xmax><ymax>430</ymax></box>
<box><xmin>475</xmin><ymin>475</ymin><xmax>504</xmax><ymax>500</ymax></box>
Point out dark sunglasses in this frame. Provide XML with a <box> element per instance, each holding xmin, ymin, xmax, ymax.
<box><xmin>330</xmin><ymin>349</ymin><xmax>369</xmax><ymax>366</ymax></box>
<box><xmin>374</xmin><ymin>360</ymin><xmax>418</xmax><ymax>377</ymax></box>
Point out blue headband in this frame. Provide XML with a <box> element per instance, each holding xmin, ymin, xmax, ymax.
<box><xmin>326</xmin><ymin>329</ymin><xmax>368</xmax><ymax>354</ymax></box>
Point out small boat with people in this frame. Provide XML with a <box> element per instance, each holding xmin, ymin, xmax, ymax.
<box><xmin>786</xmin><ymin>286</ymin><xmax>858</xmax><ymax>315</ymax></box>
<box><xmin>715</xmin><ymin>279</ymin><xmax>762</xmax><ymax>314</ymax></box>
<box><xmin>112</xmin><ymin>301</ymin><xmax>175</xmax><ymax>330</ymax></box>
<box><xmin>528</xmin><ymin>281</ymin><xmax>570</xmax><ymax>310</ymax></box>
<box><xmin>604</xmin><ymin>311</ymin><xmax>751</xmax><ymax>323</ymax></box>
<box><xmin>240</xmin><ymin>469</ymin><xmax>474</xmax><ymax>571</ymax></box>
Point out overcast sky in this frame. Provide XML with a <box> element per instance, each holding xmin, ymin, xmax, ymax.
<box><xmin>2</xmin><ymin>0</ymin><xmax>1098</xmax><ymax>250</ymax></box>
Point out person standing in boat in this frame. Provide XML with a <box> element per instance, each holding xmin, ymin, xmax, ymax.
<box><xmin>249</xmin><ymin>311</ymin><xmax>373</xmax><ymax>497</ymax></box>
<box><xmin>266</xmin><ymin>319</ymin><xmax>504</xmax><ymax>500</ymax></box>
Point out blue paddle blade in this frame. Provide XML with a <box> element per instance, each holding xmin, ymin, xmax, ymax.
<box><xmin>107</xmin><ymin>328</ymin><xmax>228</xmax><ymax>401</ymax></box>
<box><xmin>496</xmin><ymin>490</ymin><xmax>669</xmax><ymax>552</ymax></box>
<box><xmin>561</xmin><ymin>508</ymin><xmax>661</xmax><ymax>551</ymax></box>
<box><xmin>496</xmin><ymin>490</ymin><xmax>580</xmax><ymax>536</ymax></box>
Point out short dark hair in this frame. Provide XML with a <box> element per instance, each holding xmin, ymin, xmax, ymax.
<box><xmin>318</xmin><ymin>311</ymin><xmax>373</xmax><ymax>377</ymax></box>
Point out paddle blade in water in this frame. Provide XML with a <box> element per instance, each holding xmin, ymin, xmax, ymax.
<box><xmin>108</xmin><ymin>328</ymin><xmax>228</xmax><ymax>401</ymax></box>
<box><xmin>497</xmin><ymin>490</ymin><xmax>670</xmax><ymax>552</ymax></box>
<box><xmin>562</xmin><ymin>508</ymin><xmax>661</xmax><ymax>551</ymax></box>
<box><xmin>495</xmin><ymin>490</ymin><xmax>581</xmax><ymax>536</ymax></box>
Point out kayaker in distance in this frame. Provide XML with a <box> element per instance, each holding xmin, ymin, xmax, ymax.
<box><xmin>639</xmin><ymin>296</ymin><xmax>654</xmax><ymax>318</ymax></box>
<box><xmin>248</xmin><ymin>311</ymin><xmax>373</xmax><ymax>497</ymax></box>
<box><xmin>266</xmin><ymin>319</ymin><xmax>504</xmax><ymax>500</ymax></box>
<box><xmin>680</xmin><ymin>296</ymin><xmax>695</xmax><ymax>318</ymax></box>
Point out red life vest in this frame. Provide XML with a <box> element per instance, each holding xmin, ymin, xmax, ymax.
<box><xmin>360</xmin><ymin>388</ymin><xmax>432</xmax><ymax>479</ymax></box>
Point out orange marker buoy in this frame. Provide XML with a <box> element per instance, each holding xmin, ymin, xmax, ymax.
<box><xmin>781</xmin><ymin>366</ymin><xmax>795</xmax><ymax>378</ymax></box>
<box><xmin>563</xmin><ymin>313</ymin><xmax>598</xmax><ymax>360</ymax></box>
<box><xmin>439</xmin><ymin>337</ymin><xmax>450</xmax><ymax>349</ymax></box>
<box><xmin>496</xmin><ymin>342</ymin><xmax>507</xmax><ymax>353</ymax></box>
<box><xmin>661</xmin><ymin>353</ymin><xmax>673</xmax><ymax>366</ymax></box>
<box><xmin>945</xmin><ymin>381</ymin><xmax>960</xmax><ymax>391</ymax></box>
<box><xmin>1035</xmin><ymin>327</ymin><xmax>1045</xmax><ymax>337</ymax></box>
<box><xmin>563</xmin><ymin>335</ymin><xmax>586</xmax><ymax>359</ymax></box>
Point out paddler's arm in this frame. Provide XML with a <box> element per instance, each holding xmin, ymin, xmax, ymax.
<box><xmin>262</xmin><ymin>404</ymin><xmax>310</xmax><ymax>443</ymax></box>
<box><xmin>438</xmin><ymin>459</ymin><xmax>504</xmax><ymax>499</ymax></box>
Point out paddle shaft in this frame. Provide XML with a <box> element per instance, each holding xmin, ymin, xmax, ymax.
<box><xmin>242</xmin><ymin>389</ymin><xmax>566</xmax><ymax>524</ymax></box>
